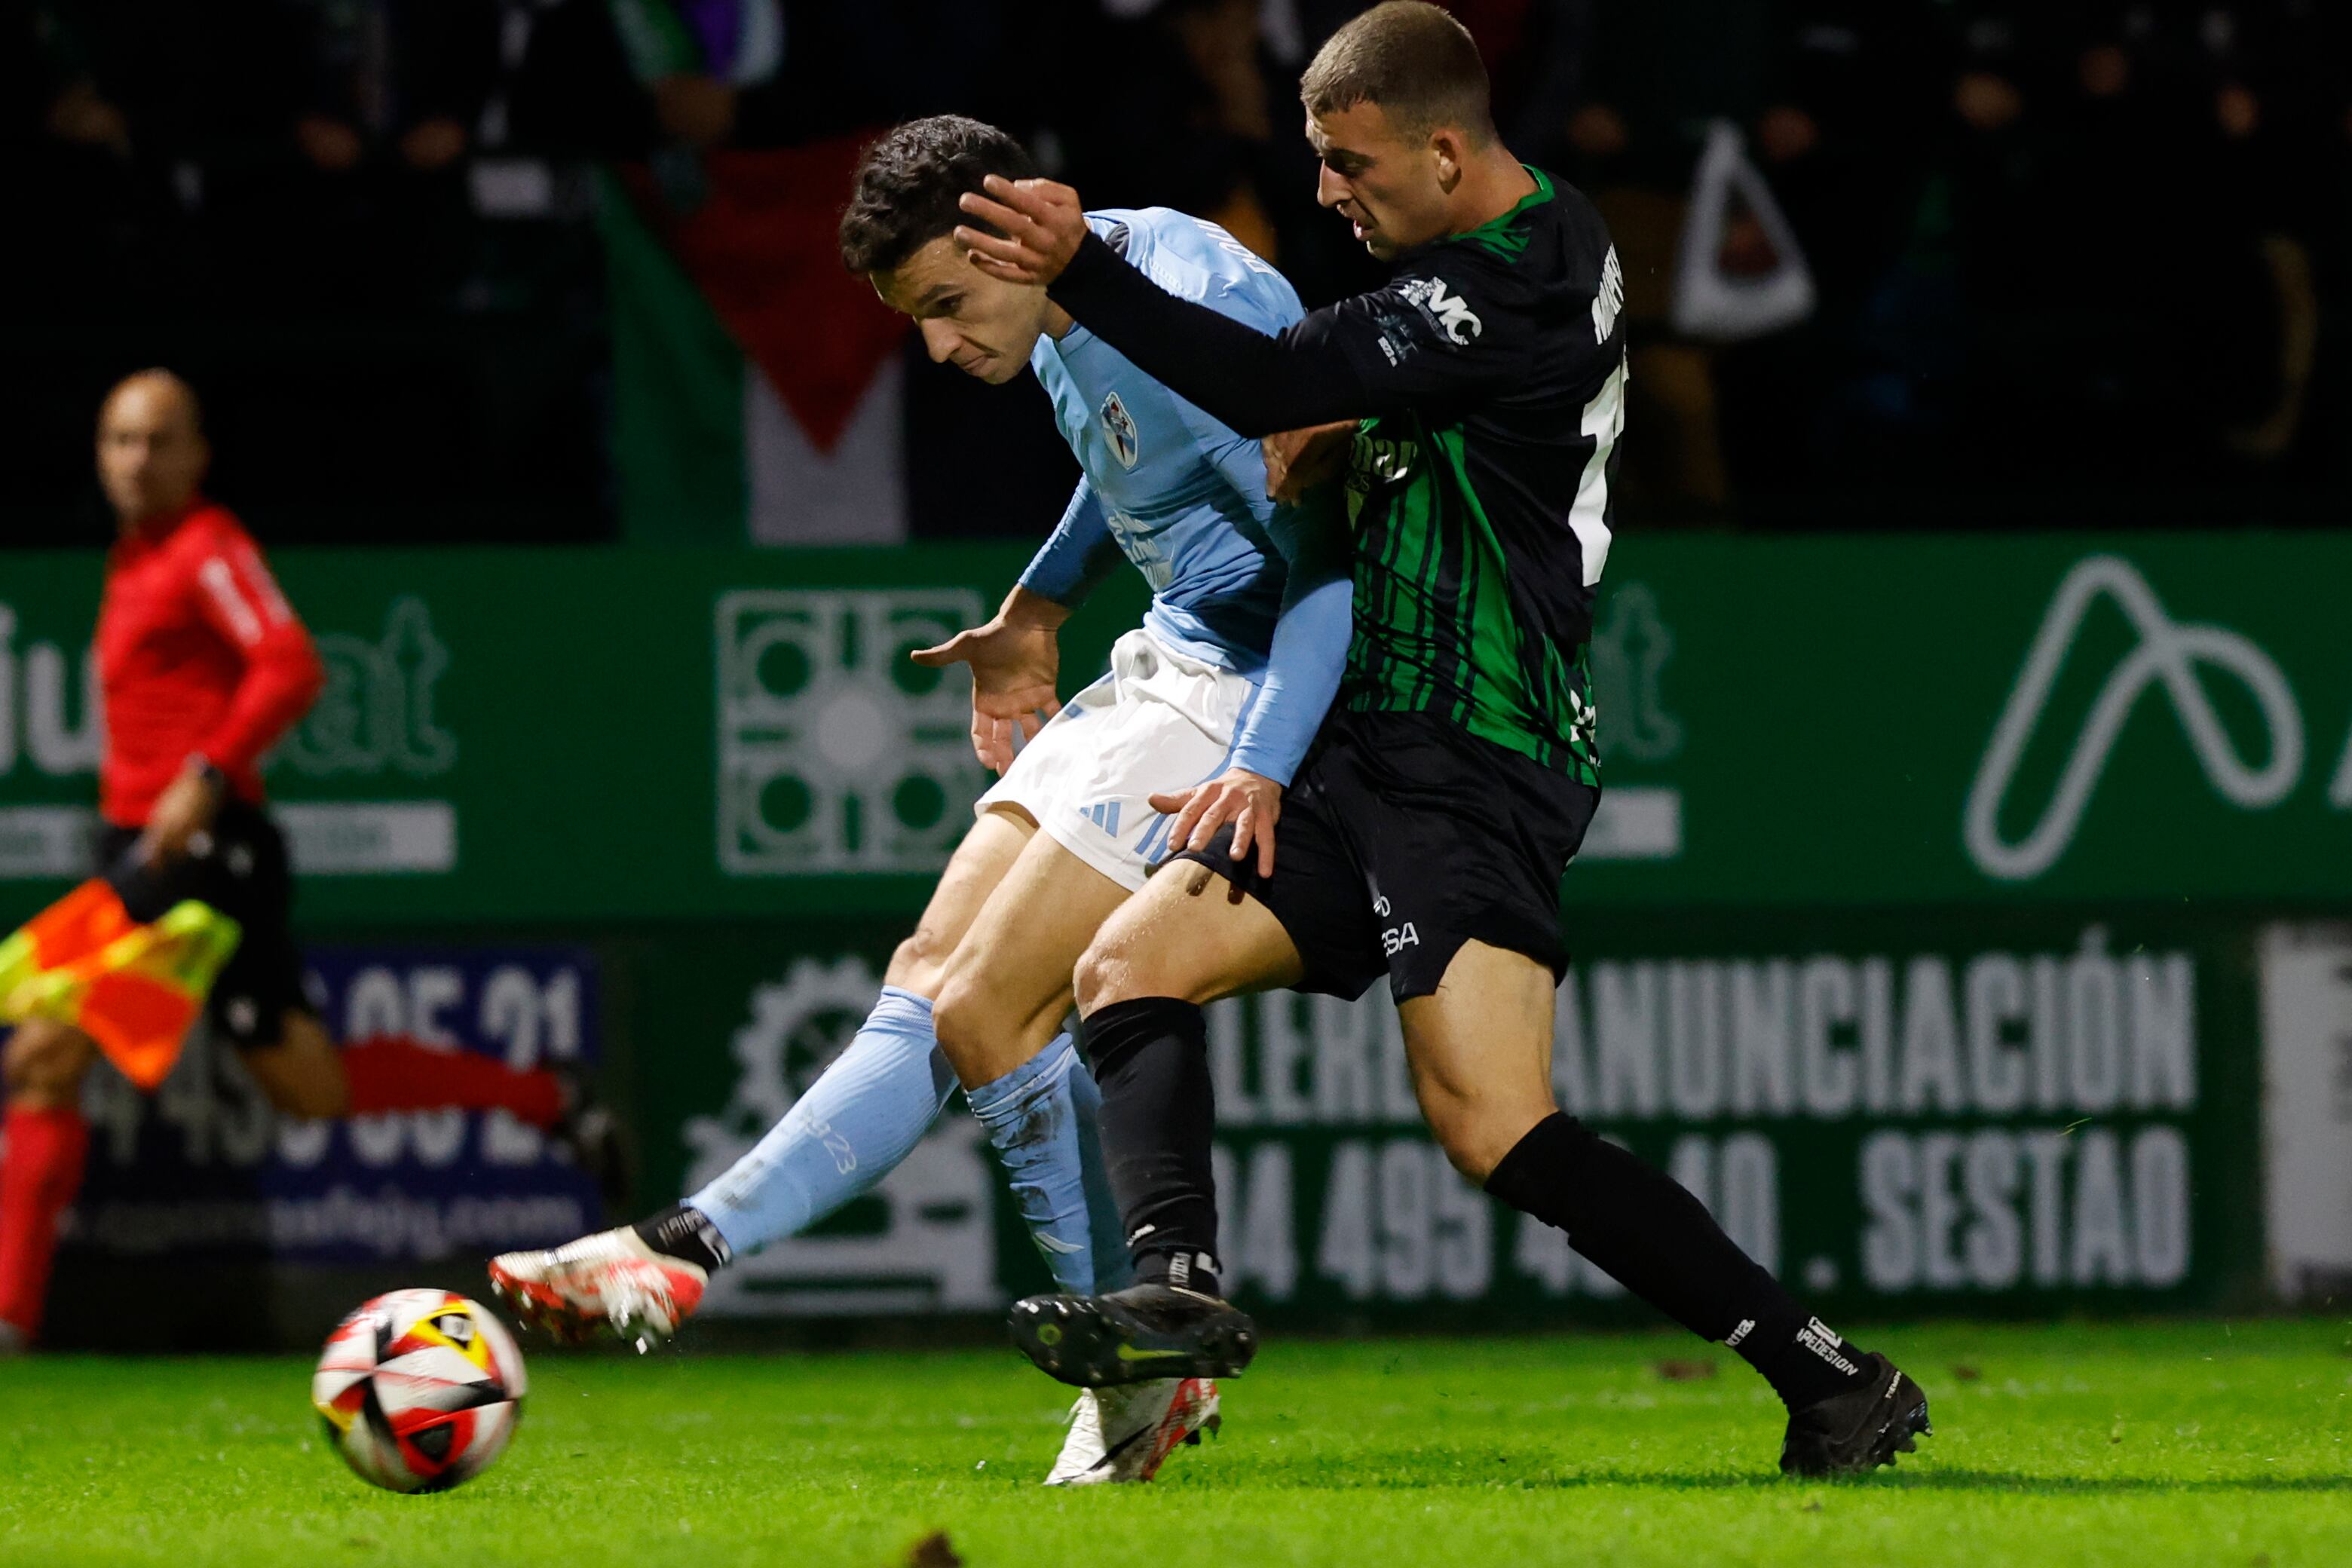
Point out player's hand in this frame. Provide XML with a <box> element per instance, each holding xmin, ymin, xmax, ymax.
<box><xmin>1149</xmin><ymin>769</ymin><xmax>1283</xmax><ymax>878</ymax></box>
<box><xmin>140</xmin><ymin>761</ymin><xmax>223</xmax><ymax>868</ymax></box>
<box><xmin>955</xmin><ymin>176</ymin><xmax>1088</xmax><ymax>287</ymax></box>
<box><xmin>911</xmin><ymin>616</ymin><xmax>1062</xmax><ymax>774</ymax></box>
<box><xmin>1263</xmin><ymin>421</ymin><xmax>1355</xmax><ymax>504</ymax></box>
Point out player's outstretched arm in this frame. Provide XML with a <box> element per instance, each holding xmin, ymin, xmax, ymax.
<box><xmin>958</xmin><ymin>179</ymin><xmax>1371</xmax><ymax>436</ymax></box>
<box><xmin>911</xmin><ymin>587</ymin><xmax>1067</xmax><ymax>774</ymax></box>
<box><xmin>1020</xmin><ymin>477</ymin><xmax>1125</xmax><ymax>610</ymax></box>
<box><xmin>1147</xmin><ymin>498</ymin><xmax>1352</xmax><ymax>878</ymax></box>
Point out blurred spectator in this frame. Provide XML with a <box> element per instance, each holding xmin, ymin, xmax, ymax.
<box><xmin>510</xmin><ymin>1</ymin><xmax>1013</xmax><ymax>161</ymax></box>
<box><xmin>6</xmin><ymin>0</ymin><xmax>2349</xmax><ymax>545</ymax></box>
<box><xmin>207</xmin><ymin>2</ymin><xmax>502</xmax><ymax>314</ymax></box>
<box><xmin>3</xmin><ymin>2</ymin><xmax>612</xmax><ymax>546</ymax></box>
<box><xmin>14</xmin><ymin>2</ymin><xmax>149</xmax><ymax>306</ymax></box>
<box><xmin>2184</xmin><ymin>0</ymin><xmax>2343</xmax><ymax>464</ymax></box>
<box><xmin>1923</xmin><ymin>0</ymin><xmax>2347</xmax><ymax>495</ymax></box>
<box><xmin>1531</xmin><ymin>0</ymin><xmax>1779</xmax><ymax>519</ymax></box>
<box><xmin>1049</xmin><ymin>0</ymin><xmax>1377</xmax><ymax>306</ymax></box>
<box><xmin>1718</xmin><ymin>0</ymin><xmax>2349</xmax><ymax>516</ymax></box>
<box><xmin>291</xmin><ymin>1</ymin><xmax>497</xmax><ymax>176</ymax></box>
<box><xmin>1714</xmin><ymin>4</ymin><xmax>1943</xmax><ymax>501</ymax></box>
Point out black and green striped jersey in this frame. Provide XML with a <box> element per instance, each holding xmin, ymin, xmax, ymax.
<box><xmin>1046</xmin><ymin>167</ymin><xmax>1626</xmax><ymax>778</ymax></box>
<box><xmin>1315</xmin><ymin>170</ymin><xmax>1624</xmax><ymax>779</ymax></box>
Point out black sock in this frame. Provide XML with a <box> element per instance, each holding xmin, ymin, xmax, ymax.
<box><xmin>1484</xmin><ymin>1113</ymin><xmax>1871</xmax><ymax>1411</ymax></box>
<box><xmin>634</xmin><ymin>1203</ymin><xmax>732</xmax><ymax>1272</ymax></box>
<box><xmin>1080</xmin><ymin>996</ymin><xmax>1222</xmax><ymax>1298</ymax></box>
<box><xmin>1741</xmin><ymin>1313</ymin><xmax>1877</xmax><ymax>1415</ymax></box>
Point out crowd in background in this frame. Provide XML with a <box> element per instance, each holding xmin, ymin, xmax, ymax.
<box><xmin>8</xmin><ymin>1</ymin><xmax>2350</xmax><ymax>542</ymax></box>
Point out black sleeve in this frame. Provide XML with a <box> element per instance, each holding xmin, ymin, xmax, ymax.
<box><xmin>1048</xmin><ymin>230</ymin><xmax>1531</xmax><ymax>436</ymax></box>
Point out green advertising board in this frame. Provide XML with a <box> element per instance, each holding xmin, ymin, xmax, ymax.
<box><xmin>5</xmin><ymin>532</ymin><xmax>2350</xmax><ymax>920</ymax></box>
<box><xmin>614</xmin><ymin>907</ymin><xmax>2261</xmax><ymax>1322</ymax></box>
<box><xmin>0</xmin><ymin>546</ymin><xmax>1145</xmax><ymax>922</ymax></box>
<box><xmin>10</xmin><ymin>531</ymin><xmax>2336</xmax><ymax>1328</ymax></box>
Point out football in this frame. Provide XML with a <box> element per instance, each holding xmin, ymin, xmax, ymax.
<box><xmin>311</xmin><ymin>1289</ymin><xmax>528</xmax><ymax>1493</ymax></box>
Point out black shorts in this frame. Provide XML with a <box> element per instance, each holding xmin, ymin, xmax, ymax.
<box><xmin>97</xmin><ymin>799</ymin><xmax>309</xmax><ymax>1050</ymax></box>
<box><xmin>1170</xmin><ymin>709</ymin><xmax>1600</xmax><ymax>1003</ymax></box>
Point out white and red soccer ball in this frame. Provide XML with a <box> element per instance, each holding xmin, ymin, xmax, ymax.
<box><xmin>312</xmin><ymin>1289</ymin><xmax>528</xmax><ymax>1492</ymax></box>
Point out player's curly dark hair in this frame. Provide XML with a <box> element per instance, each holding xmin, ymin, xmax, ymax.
<box><xmin>838</xmin><ymin>115</ymin><xmax>1041</xmax><ymax>277</ymax></box>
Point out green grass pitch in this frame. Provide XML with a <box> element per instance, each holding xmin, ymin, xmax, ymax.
<box><xmin>4</xmin><ymin>1319</ymin><xmax>2345</xmax><ymax>1567</ymax></box>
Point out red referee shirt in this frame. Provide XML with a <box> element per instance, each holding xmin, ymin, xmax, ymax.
<box><xmin>96</xmin><ymin>501</ymin><xmax>325</xmax><ymax>828</ymax></box>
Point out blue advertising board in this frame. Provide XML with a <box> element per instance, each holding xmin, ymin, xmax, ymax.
<box><xmin>66</xmin><ymin>945</ymin><xmax>602</xmax><ymax>1268</ymax></box>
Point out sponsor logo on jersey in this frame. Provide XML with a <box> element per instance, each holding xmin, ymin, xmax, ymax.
<box><xmin>1398</xmin><ymin>277</ymin><xmax>1483</xmax><ymax>346</ymax></box>
<box><xmin>1373</xmin><ymin>893</ymin><xmax>1418</xmax><ymax>956</ymax></box>
<box><xmin>1349</xmin><ymin>433</ymin><xmax>1419</xmax><ymax>486</ymax></box>
<box><xmin>1100</xmin><ymin>391</ymin><xmax>1141</xmax><ymax>469</ymax></box>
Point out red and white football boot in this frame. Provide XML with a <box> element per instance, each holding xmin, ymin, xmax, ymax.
<box><xmin>1044</xmin><ymin>1377</ymin><xmax>1220</xmax><ymax>1485</ymax></box>
<box><xmin>487</xmin><ymin>1227</ymin><xmax>707</xmax><ymax>1352</ymax></box>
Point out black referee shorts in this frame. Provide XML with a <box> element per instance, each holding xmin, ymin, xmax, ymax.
<box><xmin>99</xmin><ymin>798</ymin><xmax>311</xmax><ymax>1051</ymax></box>
<box><xmin>1168</xmin><ymin>709</ymin><xmax>1599</xmax><ymax>1003</ymax></box>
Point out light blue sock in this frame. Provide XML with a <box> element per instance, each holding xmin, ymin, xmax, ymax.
<box><xmin>687</xmin><ymin>986</ymin><xmax>958</xmax><ymax>1255</ymax></box>
<box><xmin>966</xmin><ymin>1032</ymin><xmax>1133</xmax><ymax>1295</ymax></box>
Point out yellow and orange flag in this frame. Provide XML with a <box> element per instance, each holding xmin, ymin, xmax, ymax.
<box><xmin>0</xmin><ymin>880</ymin><xmax>241</xmax><ymax>1092</ymax></box>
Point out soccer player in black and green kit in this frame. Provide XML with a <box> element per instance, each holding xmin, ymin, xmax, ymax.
<box><xmin>957</xmin><ymin>2</ymin><xmax>1931</xmax><ymax>1475</ymax></box>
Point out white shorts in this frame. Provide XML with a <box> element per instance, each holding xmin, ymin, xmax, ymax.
<box><xmin>976</xmin><ymin>626</ymin><xmax>1262</xmax><ymax>891</ymax></box>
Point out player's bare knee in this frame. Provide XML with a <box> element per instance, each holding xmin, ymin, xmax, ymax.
<box><xmin>1421</xmin><ymin>1103</ymin><xmax>1490</xmax><ymax>1183</ymax></box>
<box><xmin>1424</xmin><ymin>1098</ymin><xmax>1544</xmax><ymax>1186</ymax></box>
<box><xmin>884</xmin><ymin>929</ymin><xmax>951</xmax><ymax>996</ymax></box>
<box><xmin>929</xmin><ymin>972</ymin><xmax>991</xmax><ymax>1058</ymax></box>
<box><xmin>1072</xmin><ymin>933</ymin><xmax>1144</xmax><ymax>1015</ymax></box>
<box><xmin>1434</xmin><ymin>1126</ymin><xmax>1504</xmax><ymax>1185</ymax></box>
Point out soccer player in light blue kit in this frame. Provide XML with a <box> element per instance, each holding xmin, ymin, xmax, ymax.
<box><xmin>491</xmin><ymin>117</ymin><xmax>1349</xmax><ymax>1485</ymax></box>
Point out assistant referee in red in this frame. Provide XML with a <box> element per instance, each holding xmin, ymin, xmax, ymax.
<box><xmin>0</xmin><ymin>371</ymin><xmax>577</xmax><ymax>1351</ymax></box>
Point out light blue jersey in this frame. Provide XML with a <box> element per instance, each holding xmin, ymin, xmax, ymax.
<box><xmin>1017</xmin><ymin>207</ymin><xmax>1349</xmax><ymax>784</ymax></box>
<box><xmin>673</xmin><ymin>213</ymin><xmax>1348</xmax><ymax>1303</ymax></box>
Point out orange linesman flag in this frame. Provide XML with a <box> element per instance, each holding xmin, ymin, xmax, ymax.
<box><xmin>0</xmin><ymin>880</ymin><xmax>242</xmax><ymax>1092</ymax></box>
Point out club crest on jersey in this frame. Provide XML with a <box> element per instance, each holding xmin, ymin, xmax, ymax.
<box><xmin>1099</xmin><ymin>390</ymin><xmax>1141</xmax><ymax>468</ymax></box>
<box><xmin>1398</xmin><ymin>276</ymin><xmax>1483</xmax><ymax>345</ymax></box>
